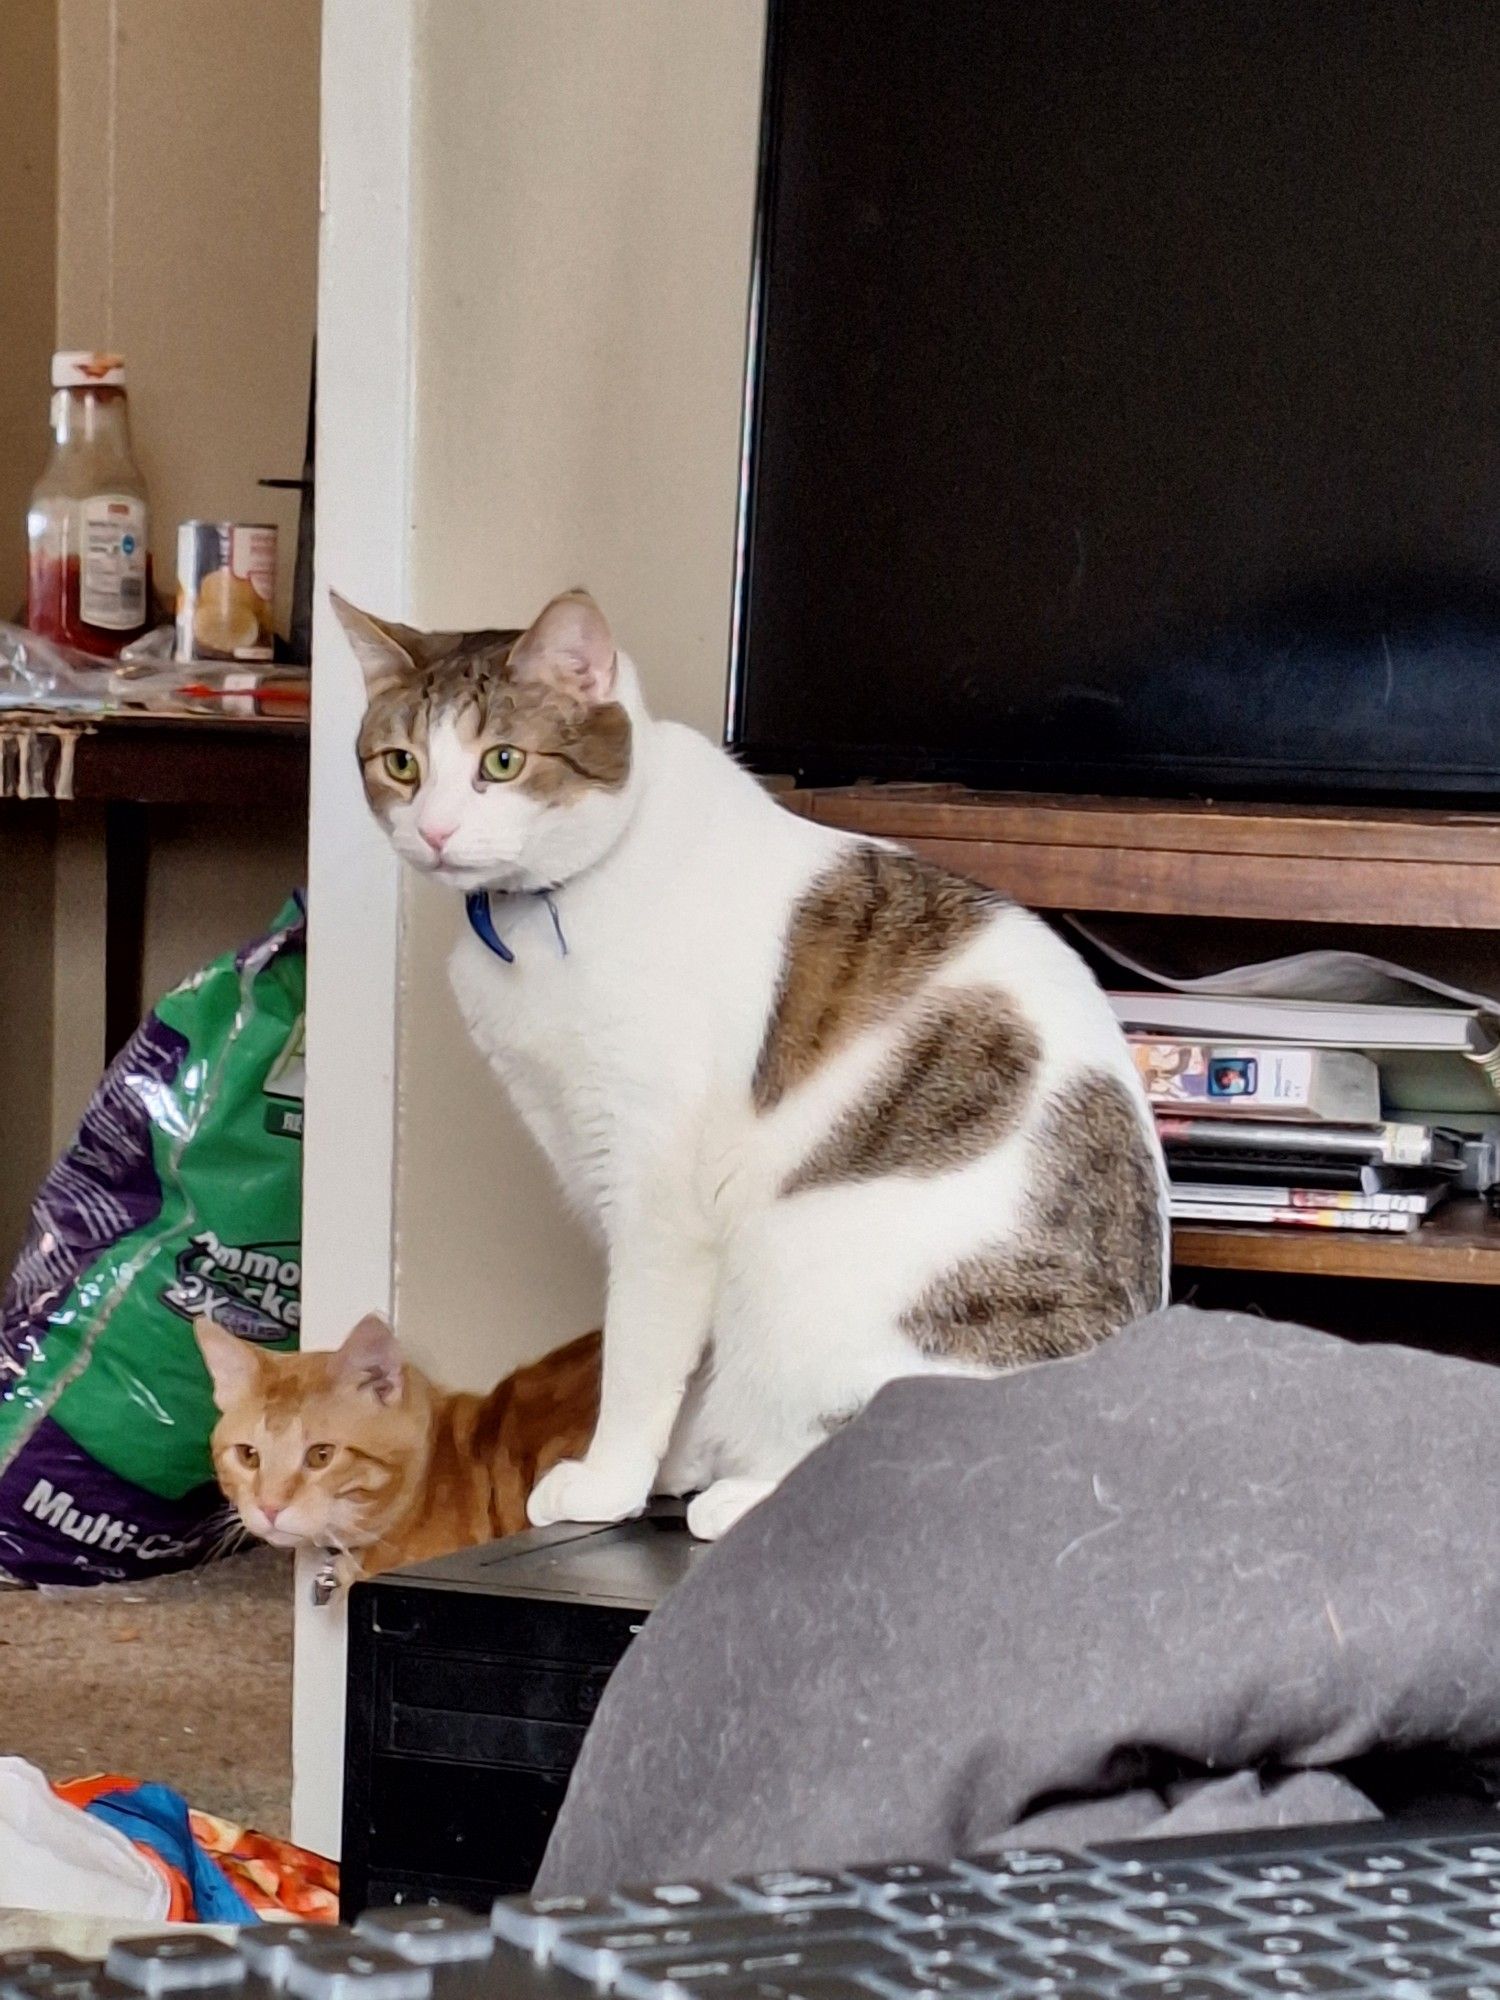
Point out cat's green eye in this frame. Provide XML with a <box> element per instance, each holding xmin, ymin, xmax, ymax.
<box><xmin>235</xmin><ymin>1443</ymin><xmax>259</xmax><ymax>1468</ymax></box>
<box><xmin>382</xmin><ymin>748</ymin><xmax>419</xmax><ymax>784</ymax></box>
<box><xmin>304</xmin><ymin>1443</ymin><xmax>336</xmax><ymax>1470</ymax></box>
<box><xmin>479</xmin><ymin>743</ymin><xmax>527</xmax><ymax>783</ymax></box>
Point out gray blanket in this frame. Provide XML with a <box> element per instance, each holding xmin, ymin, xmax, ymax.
<box><xmin>538</xmin><ymin>1307</ymin><xmax>1500</xmax><ymax>1894</ymax></box>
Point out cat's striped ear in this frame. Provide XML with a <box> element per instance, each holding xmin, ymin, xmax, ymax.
<box><xmin>194</xmin><ymin>1317</ymin><xmax>263</xmax><ymax>1410</ymax></box>
<box><xmin>337</xmin><ymin>1311</ymin><xmax>405</xmax><ymax>1406</ymax></box>
<box><xmin>509</xmin><ymin>590</ymin><xmax>617</xmax><ymax>705</ymax></box>
<box><xmin>330</xmin><ymin>592</ymin><xmax>424</xmax><ymax>698</ymax></box>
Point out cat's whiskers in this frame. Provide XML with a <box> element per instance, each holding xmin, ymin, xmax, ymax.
<box><xmin>195</xmin><ymin>1517</ymin><xmax>251</xmax><ymax>1569</ymax></box>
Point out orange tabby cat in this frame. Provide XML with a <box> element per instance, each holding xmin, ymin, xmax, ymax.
<box><xmin>195</xmin><ymin>1314</ymin><xmax>599</xmax><ymax>1587</ymax></box>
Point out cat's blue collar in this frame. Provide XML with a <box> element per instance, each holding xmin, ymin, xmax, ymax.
<box><xmin>465</xmin><ymin>888</ymin><xmax>568</xmax><ymax>965</ymax></box>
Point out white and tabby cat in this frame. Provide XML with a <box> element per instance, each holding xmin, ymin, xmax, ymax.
<box><xmin>335</xmin><ymin>589</ymin><xmax>1168</xmax><ymax>1541</ymax></box>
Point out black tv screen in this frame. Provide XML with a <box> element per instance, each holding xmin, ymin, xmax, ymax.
<box><xmin>729</xmin><ymin>0</ymin><xmax>1500</xmax><ymax>800</ymax></box>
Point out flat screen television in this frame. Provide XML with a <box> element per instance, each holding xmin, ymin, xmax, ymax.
<box><xmin>728</xmin><ymin>0</ymin><xmax>1500</xmax><ymax>801</ymax></box>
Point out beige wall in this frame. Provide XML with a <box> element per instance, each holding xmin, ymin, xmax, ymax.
<box><xmin>405</xmin><ymin>0</ymin><xmax>762</xmax><ymax>736</ymax></box>
<box><xmin>0</xmin><ymin>0</ymin><xmax>59</xmax><ymax>1251</ymax></box>
<box><xmin>139</xmin><ymin>807</ymin><xmax>305</xmax><ymax>1004</ymax></box>
<box><xmin>393</xmin><ymin>0</ymin><xmax>766</xmax><ymax>1387</ymax></box>
<box><xmin>0</xmin><ymin>0</ymin><xmax>58</xmax><ymax>619</ymax></box>
<box><xmin>0</xmin><ymin>3</ymin><xmax>315</xmax><ymax>1262</ymax></box>
<box><xmin>56</xmin><ymin>0</ymin><xmax>320</xmax><ymax>634</ymax></box>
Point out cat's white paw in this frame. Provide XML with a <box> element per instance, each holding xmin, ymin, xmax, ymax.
<box><xmin>527</xmin><ymin>1452</ymin><xmax>654</xmax><ymax>1528</ymax></box>
<box><xmin>686</xmin><ymin>1477</ymin><xmax>775</xmax><ymax>1542</ymax></box>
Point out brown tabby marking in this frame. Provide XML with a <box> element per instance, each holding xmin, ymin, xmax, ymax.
<box><xmin>355</xmin><ymin>623</ymin><xmax>631</xmax><ymax>815</ymax></box>
<box><xmin>783</xmin><ymin>989</ymin><xmax>1040</xmax><ymax>1193</ymax></box>
<box><xmin>754</xmin><ymin>847</ymin><xmax>999</xmax><ymax>1112</ymax></box>
<box><xmin>201</xmin><ymin>1320</ymin><xmax>600</xmax><ymax>1584</ymax></box>
<box><xmin>900</xmin><ymin>1074</ymin><xmax>1164</xmax><ymax>1365</ymax></box>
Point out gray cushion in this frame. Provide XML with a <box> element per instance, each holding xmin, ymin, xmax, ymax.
<box><xmin>537</xmin><ymin>1307</ymin><xmax>1500</xmax><ymax>1893</ymax></box>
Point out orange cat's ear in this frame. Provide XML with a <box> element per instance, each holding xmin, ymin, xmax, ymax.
<box><xmin>336</xmin><ymin>1312</ymin><xmax>405</xmax><ymax>1406</ymax></box>
<box><xmin>509</xmin><ymin>591</ymin><xmax>617</xmax><ymax>705</ymax></box>
<box><xmin>194</xmin><ymin>1317</ymin><xmax>263</xmax><ymax>1411</ymax></box>
<box><xmin>330</xmin><ymin>591</ymin><xmax>423</xmax><ymax>699</ymax></box>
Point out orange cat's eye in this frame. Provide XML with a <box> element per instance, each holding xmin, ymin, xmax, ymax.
<box><xmin>305</xmin><ymin>1442</ymin><xmax>336</xmax><ymax>1470</ymax></box>
<box><xmin>235</xmin><ymin>1443</ymin><xmax>259</xmax><ymax>1468</ymax></box>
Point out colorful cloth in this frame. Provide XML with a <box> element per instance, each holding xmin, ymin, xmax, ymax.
<box><xmin>54</xmin><ymin>1776</ymin><xmax>338</xmax><ymax>1924</ymax></box>
<box><xmin>190</xmin><ymin>1807</ymin><xmax>339</xmax><ymax>1923</ymax></box>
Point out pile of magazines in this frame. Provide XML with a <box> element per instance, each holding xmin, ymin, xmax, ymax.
<box><xmin>1080</xmin><ymin>929</ymin><xmax>1500</xmax><ymax>1237</ymax></box>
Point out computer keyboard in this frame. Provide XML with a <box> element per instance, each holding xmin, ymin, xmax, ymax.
<box><xmin>10</xmin><ymin>1819</ymin><xmax>1500</xmax><ymax>2000</ymax></box>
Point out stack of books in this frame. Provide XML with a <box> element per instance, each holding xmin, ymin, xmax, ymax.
<box><xmin>1115</xmin><ymin>992</ymin><xmax>1478</xmax><ymax>1235</ymax></box>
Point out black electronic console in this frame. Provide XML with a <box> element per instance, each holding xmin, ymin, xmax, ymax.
<box><xmin>340</xmin><ymin>1506</ymin><xmax>700</xmax><ymax>1919</ymax></box>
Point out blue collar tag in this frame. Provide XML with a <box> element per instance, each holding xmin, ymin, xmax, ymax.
<box><xmin>465</xmin><ymin>890</ymin><xmax>514</xmax><ymax>962</ymax></box>
<box><xmin>465</xmin><ymin>889</ymin><xmax>568</xmax><ymax>965</ymax></box>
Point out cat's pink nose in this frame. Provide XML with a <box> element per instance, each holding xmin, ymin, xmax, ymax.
<box><xmin>420</xmin><ymin>822</ymin><xmax>455</xmax><ymax>856</ymax></box>
<box><xmin>262</xmin><ymin>1504</ymin><xmax>283</xmax><ymax>1525</ymax></box>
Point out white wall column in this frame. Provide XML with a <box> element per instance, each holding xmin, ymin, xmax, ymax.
<box><xmin>294</xmin><ymin>0</ymin><xmax>414</xmax><ymax>1857</ymax></box>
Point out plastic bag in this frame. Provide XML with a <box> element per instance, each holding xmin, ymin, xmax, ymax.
<box><xmin>0</xmin><ymin>620</ymin><xmax>308</xmax><ymax>720</ymax></box>
<box><xmin>0</xmin><ymin>899</ymin><xmax>305</xmax><ymax>1586</ymax></box>
<box><xmin>0</xmin><ymin>1758</ymin><xmax>169</xmax><ymax>1922</ymax></box>
<box><xmin>0</xmin><ymin>622</ymin><xmax>113</xmax><ymax>713</ymax></box>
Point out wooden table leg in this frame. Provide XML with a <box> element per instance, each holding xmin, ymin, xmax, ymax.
<box><xmin>104</xmin><ymin>801</ymin><xmax>150</xmax><ymax>1062</ymax></box>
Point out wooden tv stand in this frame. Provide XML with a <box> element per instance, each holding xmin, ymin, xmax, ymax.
<box><xmin>781</xmin><ymin>786</ymin><xmax>1500</xmax><ymax>1288</ymax></box>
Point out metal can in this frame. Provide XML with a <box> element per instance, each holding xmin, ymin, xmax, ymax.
<box><xmin>175</xmin><ymin>521</ymin><xmax>278</xmax><ymax>661</ymax></box>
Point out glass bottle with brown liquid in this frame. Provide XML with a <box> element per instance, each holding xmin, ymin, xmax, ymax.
<box><xmin>27</xmin><ymin>351</ymin><xmax>153</xmax><ymax>658</ymax></box>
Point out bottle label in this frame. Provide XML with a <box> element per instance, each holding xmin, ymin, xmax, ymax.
<box><xmin>80</xmin><ymin>495</ymin><xmax>148</xmax><ymax>629</ymax></box>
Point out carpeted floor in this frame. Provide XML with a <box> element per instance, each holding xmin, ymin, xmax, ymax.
<box><xmin>0</xmin><ymin>1546</ymin><xmax>294</xmax><ymax>1836</ymax></box>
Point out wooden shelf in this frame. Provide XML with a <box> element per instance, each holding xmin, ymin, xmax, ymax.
<box><xmin>1173</xmin><ymin>1200</ymin><xmax>1500</xmax><ymax>1285</ymax></box>
<box><xmin>0</xmin><ymin>709</ymin><xmax>308</xmax><ymax>807</ymax></box>
<box><xmin>782</xmin><ymin>786</ymin><xmax>1500</xmax><ymax>927</ymax></box>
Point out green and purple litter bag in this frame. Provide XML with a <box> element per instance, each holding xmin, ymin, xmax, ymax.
<box><xmin>0</xmin><ymin>898</ymin><xmax>305</xmax><ymax>1585</ymax></box>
